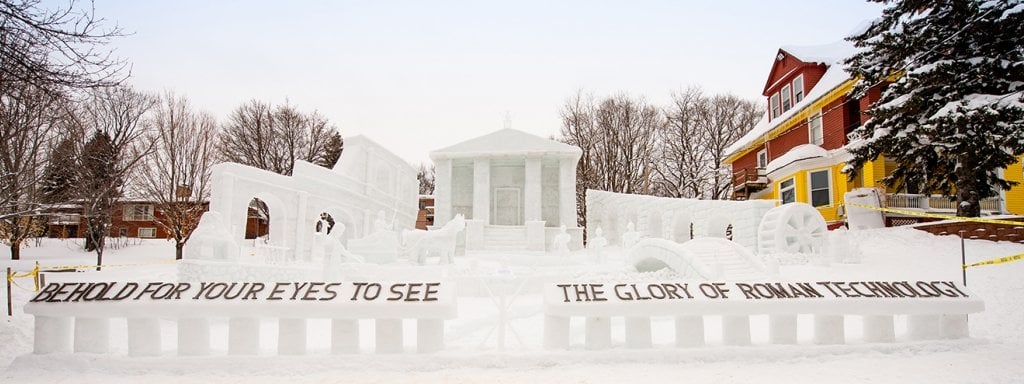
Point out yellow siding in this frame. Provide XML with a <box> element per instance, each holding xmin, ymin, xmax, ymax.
<box><xmin>861</xmin><ymin>156</ymin><xmax>886</xmax><ymax>190</ymax></box>
<box><xmin>1007</xmin><ymin>157</ymin><xmax>1024</xmax><ymax>215</ymax></box>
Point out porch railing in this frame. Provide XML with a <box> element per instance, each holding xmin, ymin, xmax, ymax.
<box><xmin>884</xmin><ymin>194</ymin><xmax>1002</xmax><ymax>213</ymax></box>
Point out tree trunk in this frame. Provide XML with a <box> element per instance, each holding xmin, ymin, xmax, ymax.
<box><xmin>9</xmin><ymin>240</ymin><xmax>20</xmax><ymax>260</ymax></box>
<box><xmin>955</xmin><ymin>164</ymin><xmax>982</xmax><ymax>217</ymax></box>
<box><xmin>176</xmin><ymin>241</ymin><xmax>184</xmax><ymax>260</ymax></box>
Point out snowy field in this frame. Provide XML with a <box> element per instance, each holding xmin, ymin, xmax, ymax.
<box><xmin>2</xmin><ymin>227</ymin><xmax>1024</xmax><ymax>384</ymax></box>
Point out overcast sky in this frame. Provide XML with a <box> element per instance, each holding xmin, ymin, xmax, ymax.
<box><xmin>101</xmin><ymin>0</ymin><xmax>884</xmax><ymax>165</ymax></box>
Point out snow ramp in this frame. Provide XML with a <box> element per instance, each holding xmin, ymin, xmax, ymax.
<box><xmin>629</xmin><ymin>238</ymin><xmax>770</xmax><ymax>281</ymax></box>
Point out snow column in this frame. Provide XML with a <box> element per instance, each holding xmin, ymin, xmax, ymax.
<box><xmin>433</xmin><ymin>159</ymin><xmax>452</xmax><ymax>227</ymax></box>
<box><xmin>525</xmin><ymin>157</ymin><xmax>545</xmax><ymax>251</ymax></box>
<box><xmin>558</xmin><ymin>158</ymin><xmax>576</xmax><ymax>229</ymax></box>
<box><xmin>466</xmin><ymin>159</ymin><xmax>490</xmax><ymax>250</ymax></box>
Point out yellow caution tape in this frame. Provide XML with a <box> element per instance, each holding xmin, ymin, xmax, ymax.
<box><xmin>848</xmin><ymin>203</ymin><xmax>1024</xmax><ymax>227</ymax></box>
<box><xmin>963</xmin><ymin>253</ymin><xmax>1024</xmax><ymax>269</ymax></box>
<box><xmin>6</xmin><ymin>263</ymin><xmax>40</xmax><ymax>291</ymax></box>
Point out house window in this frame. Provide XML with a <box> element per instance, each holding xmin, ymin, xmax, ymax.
<box><xmin>757</xmin><ymin>149</ymin><xmax>768</xmax><ymax>169</ymax></box>
<box><xmin>138</xmin><ymin>227</ymin><xmax>157</xmax><ymax>238</ymax></box>
<box><xmin>781</xmin><ymin>84</ymin><xmax>792</xmax><ymax>111</ymax></box>
<box><xmin>770</xmin><ymin>93</ymin><xmax>780</xmax><ymax>119</ymax></box>
<box><xmin>123</xmin><ymin>204</ymin><xmax>155</xmax><ymax>221</ymax></box>
<box><xmin>779</xmin><ymin>178</ymin><xmax>796</xmax><ymax>204</ymax></box>
<box><xmin>793</xmin><ymin>75</ymin><xmax>804</xmax><ymax>103</ymax></box>
<box><xmin>809</xmin><ymin>169</ymin><xmax>832</xmax><ymax>207</ymax></box>
<box><xmin>808</xmin><ymin>111</ymin><xmax>824</xmax><ymax>145</ymax></box>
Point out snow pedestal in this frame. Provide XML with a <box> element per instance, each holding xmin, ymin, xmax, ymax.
<box><xmin>940</xmin><ymin>314</ymin><xmax>969</xmax><ymax>339</ymax></box>
<box><xmin>543</xmin><ymin>315</ymin><xmax>570</xmax><ymax>349</ymax></box>
<box><xmin>907</xmin><ymin>315</ymin><xmax>941</xmax><ymax>340</ymax></box>
<box><xmin>34</xmin><ymin>316</ymin><xmax>72</xmax><ymax>354</ymax></box>
<box><xmin>417</xmin><ymin>319</ymin><xmax>444</xmax><ymax>353</ymax></box>
<box><xmin>178</xmin><ymin>318</ymin><xmax>211</xmax><ymax>356</ymax></box>
<box><xmin>526</xmin><ymin>221</ymin><xmax>546</xmax><ymax>252</ymax></box>
<box><xmin>624</xmin><ymin>317</ymin><xmax>652</xmax><ymax>348</ymax></box>
<box><xmin>814</xmin><ymin>315</ymin><xmax>845</xmax><ymax>344</ymax></box>
<box><xmin>331</xmin><ymin>319</ymin><xmax>360</xmax><ymax>354</ymax></box>
<box><xmin>675</xmin><ymin>316</ymin><xmax>705</xmax><ymax>347</ymax></box>
<box><xmin>127</xmin><ymin>318</ymin><xmax>162</xmax><ymax>356</ymax></box>
<box><xmin>228</xmin><ymin>317</ymin><xmax>260</xmax><ymax>355</ymax></box>
<box><xmin>722</xmin><ymin>316</ymin><xmax>751</xmax><ymax>346</ymax></box>
<box><xmin>585</xmin><ymin>316</ymin><xmax>612</xmax><ymax>349</ymax></box>
<box><xmin>74</xmin><ymin>317</ymin><xmax>110</xmax><ymax>353</ymax></box>
<box><xmin>375</xmin><ymin>319</ymin><xmax>404</xmax><ymax>353</ymax></box>
<box><xmin>278</xmin><ymin>318</ymin><xmax>307</xmax><ymax>355</ymax></box>
<box><xmin>863</xmin><ymin>315</ymin><xmax>895</xmax><ymax>343</ymax></box>
<box><xmin>769</xmin><ymin>315</ymin><xmax>798</xmax><ymax>344</ymax></box>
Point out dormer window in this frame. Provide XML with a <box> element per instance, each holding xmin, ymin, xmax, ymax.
<box><xmin>770</xmin><ymin>94</ymin><xmax>781</xmax><ymax>119</ymax></box>
<box><xmin>781</xmin><ymin>84</ymin><xmax>792</xmax><ymax>111</ymax></box>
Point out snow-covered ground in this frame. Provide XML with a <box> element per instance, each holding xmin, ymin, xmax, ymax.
<box><xmin>2</xmin><ymin>227</ymin><xmax>1023</xmax><ymax>384</ymax></box>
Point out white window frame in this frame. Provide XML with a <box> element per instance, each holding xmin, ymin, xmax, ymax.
<box><xmin>123</xmin><ymin>204</ymin><xmax>155</xmax><ymax>221</ymax></box>
<box><xmin>770</xmin><ymin>93</ymin><xmax>781</xmax><ymax>119</ymax></box>
<box><xmin>808</xmin><ymin>110</ymin><xmax>824</xmax><ymax>145</ymax></box>
<box><xmin>137</xmin><ymin>227</ymin><xmax>157</xmax><ymax>238</ymax></box>
<box><xmin>781</xmin><ymin>84</ymin><xmax>792</xmax><ymax>112</ymax></box>
<box><xmin>779</xmin><ymin>178</ymin><xmax>796</xmax><ymax>204</ymax></box>
<box><xmin>757</xmin><ymin>149</ymin><xmax>768</xmax><ymax>169</ymax></box>
<box><xmin>792</xmin><ymin>75</ymin><xmax>804</xmax><ymax>103</ymax></box>
<box><xmin>808</xmin><ymin>169</ymin><xmax>833</xmax><ymax>207</ymax></box>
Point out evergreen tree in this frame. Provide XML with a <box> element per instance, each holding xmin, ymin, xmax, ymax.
<box><xmin>844</xmin><ymin>0</ymin><xmax>1024</xmax><ymax>217</ymax></box>
<box><xmin>41</xmin><ymin>136</ymin><xmax>80</xmax><ymax>204</ymax></box>
<box><xmin>79</xmin><ymin>131</ymin><xmax>119</xmax><ymax>253</ymax></box>
<box><xmin>317</xmin><ymin>131</ymin><xmax>344</xmax><ymax>169</ymax></box>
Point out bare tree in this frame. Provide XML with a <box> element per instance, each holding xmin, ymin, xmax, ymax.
<box><xmin>0</xmin><ymin>0</ymin><xmax>128</xmax><ymax>93</ymax></box>
<box><xmin>135</xmin><ymin>92</ymin><xmax>216</xmax><ymax>260</ymax></box>
<box><xmin>417</xmin><ymin>163</ymin><xmax>435</xmax><ymax>195</ymax></box>
<box><xmin>72</xmin><ymin>86</ymin><xmax>156</xmax><ymax>270</ymax></box>
<box><xmin>698</xmin><ymin>95</ymin><xmax>760</xmax><ymax>199</ymax></box>
<box><xmin>218</xmin><ymin>100</ymin><xmax>341</xmax><ymax>175</ymax></box>
<box><xmin>654</xmin><ymin>87</ymin><xmax>708</xmax><ymax>198</ymax></box>
<box><xmin>0</xmin><ymin>79</ymin><xmax>62</xmax><ymax>259</ymax></box>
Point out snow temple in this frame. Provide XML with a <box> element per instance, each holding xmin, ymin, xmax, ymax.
<box><xmin>430</xmin><ymin>128</ymin><xmax>584</xmax><ymax>252</ymax></box>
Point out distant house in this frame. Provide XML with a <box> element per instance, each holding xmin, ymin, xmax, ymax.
<box><xmin>724</xmin><ymin>41</ymin><xmax>1024</xmax><ymax>228</ymax></box>
<box><xmin>416</xmin><ymin>195</ymin><xmax>435</xmax><ymax>230</ymax></box>
<box><xmin>44</xmin><ymin>200</ymin><xmax>214</xmax><ymax>239</ymax></box>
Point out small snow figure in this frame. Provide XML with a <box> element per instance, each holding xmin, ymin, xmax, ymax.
<box><xmin>621</xmin><ymin>221</ymin><xmax>640</xmax><ymax>248</ymax></box>
<box><xmin>588</xmin><ymin>227</ymin><xmax>608</xmax><ymax>264</ymax></box>
<box><xmin>553</xmin><ymin>224</ymin><xmax>571</xmax><ymax>256</ymax></box>
<box><xmin>323</xmin><ymin>222</ymin><xmax>364</xmax><ymax>279</ymax></box>
<box><xmin>373</xmin><ymin>210</ymin><xmax>392</xmax><ymax>234</ymax></box>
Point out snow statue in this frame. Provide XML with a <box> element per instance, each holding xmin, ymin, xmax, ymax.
<box><xmin>588</xmin><ymin>227</ymin><xmax>608</xmax><ymax>263</ymax></box>
<box><xmin>348</xmin><ymin>212</ymin><xmax>401</xmax><ymax>264</ymax></box>
<box><xmin>323</xmin><ymin>222</ymin><xmax>364</xmax><ymax>280</ymax></box>
<box><xmin>402</xmin><ymin>214</ymin><xmax>466</xmax><ymax>265</ymax></box>
<box><xmin>183</xmin><ymin>212</ymin><xmax>239</xmax><ymax>261</ymax></box>
<box><xmin>621</xmin><ymin>221</ymin><xmax>641</xmax><ymax>248</ymax></box>
<box><xmin>757</xmin><ymin>203</ymin><xmax>828</xmax><ymax>265</ymax></box>
<box><xmin>553</xmin><ymin>225</ymin><xmax>572</xmax><ymax>256</ymax></box>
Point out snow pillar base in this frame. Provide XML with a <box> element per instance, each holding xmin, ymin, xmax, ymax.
<box><xmin>228</xmin><ymin>317</ymin><xmax>260</xmax><ymax>355</ymax></box>
<box><xmin>417</xmin><ymin>319</ymin><xmax>444</xmax><ymax>353</ymax></box>
<box><xmin>74</xmin><ymin>317</ymin><xmax>110</xmax><ymax>353</ymax></box>
<box><xmin>127</xmin><ymin>318</ymin><xmax>161</xmax><ymax>357</ymax></box>
<box><xmin>178</xmin><ymin>318</ymin><xmax>211</xmax><ymax>356</ymax></box>
<box><xmin>34</xmin><ymin>316</ymin><xmax>72</xmax><ymax>354</ymax></box>
<box><xmin>941</xmin><ymin>314</ymin><xmax>969</xmax><ymax>339</ymax></box>
<box><xmin>624</xmin><ymin>317</ymin><xmax>652</xmax><ymax>348</ymax></box>
<box><xmin>278</xmin><ymin>318</ymin><xmax>307</xmax><ymax>355</ymax></box>
<box><xmin>332</xmin><ymin>319</ymin><xmax>360</xmax><ymax>354</ymax></box>
<box><xmin>544</xmin><ymin>315</ymin><xmax>570</xmax><ymax>349</ymax></box>
<box><xmin>675</xmin><ymin>316</ymin><xmax>704</xmax><ymax>347</ymax></box>
<box><xmin>585</xmin><ymin>316</ymin><xmax>612</xmax><ymax>350</ymax></box>
<box><xmin>814</xmin><ymin>315</ymin><xmax>845</xmax><ymax>345</ymax></box>
<box><xmin>376</xmin><ymin>319</ymin><xmax>403</xmax><ymax>353</ymax></box>
<box><xmin>722</xmin><ymin>316</ymin><xmax>750</xmax><ymax>346</ymax></box>
<box><xmin>907</xmin><ymin>314</ymin><xmax>941</xmax><ymax>340</ymax></box>
<box><xmin>769</xmin><ymin>315</ymin><xmax>797</xmax><ymax>344</ymax></box>
<box><xmin>863</xmin><ymin>315</ymin><xmax>895</xmax><ymax>343</ymax></box>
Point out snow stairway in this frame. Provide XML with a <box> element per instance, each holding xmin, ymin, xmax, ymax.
<box><xmin>482</xmin><ymin>225</ymin><xmax>528</xmax><ymax>251</ymax></box>
<box><xmin>685</xmin><ymin>239</ymin><xmax>768</xmax><ymax>281</ymax></box>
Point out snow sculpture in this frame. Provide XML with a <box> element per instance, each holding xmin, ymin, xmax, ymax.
<box><xmin>402</xmin><ymin>214</ymin><xmax>466</xmax><ymax>264</ymax></box>
<box><xmin>827</xmin><ymin>228</ymin><xmax>862</xmax><ymax>264</ymax></box>
<box><xmin>552</xmin><ymin>225</ymin><xmax>571</xmax><ymax>256</ymax></box>
<box><xmin>629</xmin><ymin>238</ymin><xmax>770</xmax><ymax>280</ymax></box>
<box><xmin>621</xmin><ymin>222</ymin><xmax>641</xmax><ymax>248</ymax></box>
<box><xmin>756</xmin><ymin>203</ymin><xmax>827</xmax><ymax>261</ymax></box>
<box><xmin>348</xmin><ymin>210</ymin><xmax>402</xmax><ymax>264</ymax></box>
<box><xmin>430</xmin><ymin>128</ymin><xmax>584</xmax><ymax>253</ymax></box>
<box><xmin>844</xmin><ymin>188</ymin><xmax>886</xmax><ymax>230</ymax></box>
<box><xmin>588</xmin><ymin>227</ymin><xmax>608</xmax><ymax>263</ymax></box>
<box><xmin>181</xmin><ymin>135</ymin><xmax>418</xmax><ymax>278</ymax></box>
<box><xmin>323</xmin><ymin>222</ymin><xmax>364</xmax><ymax>279</ymax></box>
<box><xmin>183</xmin><ymin>212</ymin><xmax>239</xmax><ymax>261</ymax></box>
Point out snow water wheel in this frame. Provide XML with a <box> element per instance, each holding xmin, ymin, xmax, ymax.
<box><xmin>757</xmin><ymin>203</ymin><xmax>827</xmax><ymax>255</ymax></box>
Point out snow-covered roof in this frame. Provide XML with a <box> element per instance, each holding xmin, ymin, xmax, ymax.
<box><xmin>430</xmin><ymin>128</ymin><xmax>582</xmax><ymax>160</ymax></box>
<box><xmin>780</xmin><ymin>40</ymin><xmax>857</xmax><ymax>65</ymax></box>
<box><xmin>765</xmin><ymin>144</ymin><xmax>829</xmax><ymax>174</ymax></box>
<box><xmin>726</xmin><ymin>57</ymin><xmax>855</xmax><ymax>158</ymax></box>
